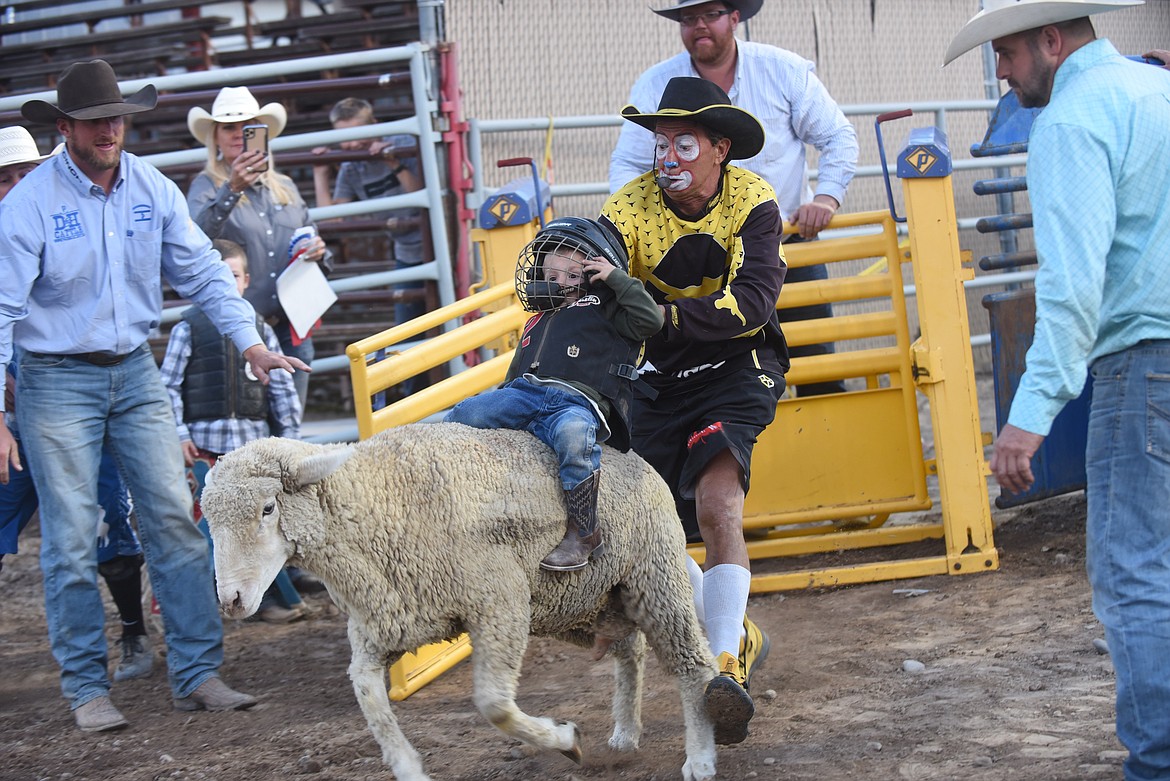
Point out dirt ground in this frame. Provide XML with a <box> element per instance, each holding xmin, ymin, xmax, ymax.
<box><xmin>0</xmin><ymin>381</ymin><xmax>1125</xmax><ymax>781</ymax></box>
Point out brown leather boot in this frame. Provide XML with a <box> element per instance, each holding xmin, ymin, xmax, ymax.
<box><xmin>540</xmin><ymin>471</ymin><xmax>604</xmax><ymax>572</ymax></box>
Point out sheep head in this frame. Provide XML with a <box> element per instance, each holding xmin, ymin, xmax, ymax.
<box><xmin>200</xmin><ymin>438</ymin><xmax>354</xmax><ymax>619</ymax></box>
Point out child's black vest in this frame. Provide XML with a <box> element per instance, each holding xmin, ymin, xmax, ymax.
<box><xmin>514</xmin><ymin>289</ymin><xmax>642</xmax><ymax>451</ymax></box>
<box><xmin>180</xmin><ymin>309</ymin><xmax>268</xmax><ymax>423</ymax></box>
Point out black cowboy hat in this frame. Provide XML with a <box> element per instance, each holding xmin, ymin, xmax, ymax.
<box><xmin>620</xmin><ymin>76</ymin><xmax>765</xmax><ymax>160</ymax></box>
<box><xmin>21</xmin><ymin>60</ymin><xmax>157</xmax><ymax>125</ymax></box>
<box><xmin>651</xmin><ymin>0</ymin><xmax>764</xmax><ymax>22</ymax></box>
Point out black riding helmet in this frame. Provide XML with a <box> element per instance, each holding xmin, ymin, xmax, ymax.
<box><xmin>515</xmin><ymin>217</ymin><xmax>629</xmax><ymax>313</ymax></box>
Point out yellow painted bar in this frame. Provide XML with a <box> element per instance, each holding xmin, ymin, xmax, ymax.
<box><xmin>388</xmin><ymin>635</ymin><xmax>474</xmax><ymax>702</ymax></box>
<box><xmin>689</xmin><ymin>523</ymin><xmax>946</xmax><ymax>566</ymax></box>
<box><xmin>367</xmin><ymin>352</ymin><xmax>512</xmax><ymax>433</ymax></box>
<box><xmin>900</xmin><ymin>170</ymin><xmax>998</xmax><ymax>569</ymax></box>
<box><xmin>780</xmin><ymin>274</ymin><xmax>894</xmax><ymax>307</ymax></box>
<box><xmin>782</xmin><ymin>310</ymin><xmax>899</xmax><ymax>347</ymax></box>
<box><xmin>360</xmin><ymin>304</ymin><xmax>526</xmax><ymax>392</ymax></box>
<box><xmin>746</xmin><ymin>552</ymin><xmax>998</xmax><ymax>594</ymax></box>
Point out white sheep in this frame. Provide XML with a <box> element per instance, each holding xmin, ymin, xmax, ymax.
<box><xmin>200</xmin><ymin>422</ymin><xmax>718</xmax><ymax>781</ymax></box>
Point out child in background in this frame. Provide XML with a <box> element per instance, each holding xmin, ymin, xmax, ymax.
<box><xmin>446</xmin><ymin>218</ymin><xmax>662</xmax><ymax>571</ymax></box>
<box><xmin>160</xmin><ymin>239</ymin><xmax>308</xmax><ymax>623</ymax></box>
<box><xmin>311</xmin><ymin>98</ymin><xmax>427</xmax><ymax>332</ymax></box>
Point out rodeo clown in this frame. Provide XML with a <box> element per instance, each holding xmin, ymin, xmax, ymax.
<box><xmin>600</xmin><ymin>75</ymin><xmax>788</xmax><ymax>745</ymax></box>
<box><xmin>446</xmin><ymin>217</ymin><xmax>662</xmax><ymax>571</ymax></box>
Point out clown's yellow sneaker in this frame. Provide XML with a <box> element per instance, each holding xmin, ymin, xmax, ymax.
<box><xmin>741</xmin><ymin>615</ymin><xmax>770</xmax><ymax>689</ymax></box>
<box><xmin>705</xmin><ymin>617</ymin><xmax>770</xmax><ymax>744</ymax></box>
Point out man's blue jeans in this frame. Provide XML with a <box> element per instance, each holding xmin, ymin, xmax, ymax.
<box><xmin>446</xmin><ymin>377</ymin><xmax>603</xmax><ymax>489</ymax></box>
<box><xmin>1086</xmin><ymin>340</ymin><xmax>1170</xmax><ymax>780</ymax></box>
<box><xmin>16</xmin><ymin>346</ymin><xmax>223</xmax><ymax>709</ymax></box>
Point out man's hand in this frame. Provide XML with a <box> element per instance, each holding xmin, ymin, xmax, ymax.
<box><xmin>180</xmin><ymin>439</ymin><xmax>199</xmax><ymax>468</ymax></box>
<box><xmin>0</xmin><ymin>417</ymin><xmax>22</xmax><ymax>485</ymax></box>
<box><xmin>242</xmin><ymin>344</ymin><xmax>311</xmax><ymax>385</ymax></box>
<box><xmin>989</xmin><ymin>423</ymin><xmax>1045</xmax><ymax>494</ymax></box>
<box><xmin>792</xmin><ymin>195</ymin><xmax>840</xmax><ymax>239</ymax></box>
<box><xmin>1144</xmin><ymin>49</ymin><xmax>1170</xmax><ymax>70</ymax></box>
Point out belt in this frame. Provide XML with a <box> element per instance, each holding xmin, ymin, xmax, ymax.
<box><xmin>32</xmin><ymin>351</ymin><xmax>131</xmax><ymax>366</ymax></box>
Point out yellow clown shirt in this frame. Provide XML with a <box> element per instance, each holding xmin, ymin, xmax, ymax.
<box><xmin>600</xmin><ymin>165</ymin><xmax>789</xmax><ymax>382</ymax></box>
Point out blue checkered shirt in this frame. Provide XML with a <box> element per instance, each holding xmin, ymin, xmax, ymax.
<box><xmin>1009</xmin><ymin>39</ymin><xmax>1170</xmax><ymax>435</ymax></box>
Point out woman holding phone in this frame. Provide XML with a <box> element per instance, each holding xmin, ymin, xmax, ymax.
<box><xmin>187</xmin><ymin>87</ymin><xmax>332</xmax><ymax>408</ymax></box>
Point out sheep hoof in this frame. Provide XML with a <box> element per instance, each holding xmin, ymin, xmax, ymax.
<box><xmin>683</xmin><ymin>756</ymin><xmax>717</xmax><ymax>781</ymax></box>
<box><xmin>607</xmin><ymin>732</ymin><xmax>639</xmax><ymax>752</ymax></box>
<box><xmin>558</xmin><ymin>722</ymin><xmax>583</xmax><ymax>765</ymax></box>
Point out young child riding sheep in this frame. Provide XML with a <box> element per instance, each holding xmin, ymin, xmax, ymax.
<box><xmin>445</xmin><ymin>217</ymin><xmax>662</xmax><ymax>571</ymax></box>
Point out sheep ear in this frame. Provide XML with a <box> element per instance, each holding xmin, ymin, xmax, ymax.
<box><xmin>294</xmin><ymin>447</ymin><xmax>354</xmax><ymax>487</ymax></box>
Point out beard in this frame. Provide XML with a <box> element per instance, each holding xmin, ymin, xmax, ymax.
<box><xmin>685</xmin><ymin>28</ymin><xmax>735</xmax><ymax>67</ymax></box>
<box><xmin>71</xmin><ymin>136</ymin><xmax>123</xmax><ymax>172</ymax></box>
<box><xmin>1013</xmin><ymin>41</ymin><xmax>1057</xmax><ymax>108</ymax></box>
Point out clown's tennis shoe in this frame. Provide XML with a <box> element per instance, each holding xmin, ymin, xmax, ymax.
<box><xmin>704</xmin><ymin>616</ymin><xmax>770</xmax><ymax>744</ymax></box>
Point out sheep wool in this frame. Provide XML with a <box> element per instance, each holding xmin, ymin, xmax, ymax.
<box><xmin>200</xmin><ymin>423</ymin><xmax>720</xmax><ymax>781</ymax></box>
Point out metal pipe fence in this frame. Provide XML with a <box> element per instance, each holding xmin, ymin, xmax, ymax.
<box><xmin>0</xmin><ymin>50</ymin><xmax>1033</xmax><ymax>439</ymax></box>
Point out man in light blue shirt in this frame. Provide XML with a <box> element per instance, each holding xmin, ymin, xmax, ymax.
<box><xmin>946</xmin><ymin>2</ymin><xmax>1170</xmax><ymax>778</ymax></box>
<box><xmin>0</xmin><ymin>59</ymin><xmax>309</xmax><ymax>733</ymax></box>
<box><xmin>610</xmin><ymin>0</ymin><xmax>858</xmax><ymax>397</ymax></box>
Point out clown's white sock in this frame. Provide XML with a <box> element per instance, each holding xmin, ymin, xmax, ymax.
<box><xmin>703</xmin><ymin>563</ymin><xmax>751</xmax><ymax>659</ymax></box>
<box><xmin>685</xmin><ymin>555</ymin><xmax>706</xmax><ymax>633</ymax></box>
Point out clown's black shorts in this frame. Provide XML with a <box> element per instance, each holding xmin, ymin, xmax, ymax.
<box><xmin>632</xmin><ymin>356</ymin><xmax>786</xmax><ymax>543</ymax></box>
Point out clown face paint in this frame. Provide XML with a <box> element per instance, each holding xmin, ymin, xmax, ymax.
<box><xmin>656</xmin><ymin>131</ymin><xmax>702</xmax><ymax>163</ymax></box>
<box><xmin>656</xmin><ymin>168</ymin><xmax>693</xmax><ymax>191</ymax></box>
<box><xmin>655</xmin><ymin>131</ymin><xmax>700</xmax><ymax>191</ymax></box>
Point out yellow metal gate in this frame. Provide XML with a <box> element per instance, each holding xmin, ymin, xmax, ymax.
<box><xmin>346</xmin><ymin>139</ymin><xmax>997</xmax><ymax>696</ymax></box>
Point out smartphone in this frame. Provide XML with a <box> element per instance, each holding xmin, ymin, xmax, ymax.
<box><xmin>242</xmin><ymin>124</ymin><xmax>269</xmax><ymax>172</ymax></box>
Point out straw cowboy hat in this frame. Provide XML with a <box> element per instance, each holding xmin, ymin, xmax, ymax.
<box><xmin>21</xmin><ymin>60</ymin><xmax>157</xmax><ymax>125</ymax></box>
<box><xmin>943</xmin><ymin>0</ymin><xmax>1143</xmax><ymax>65</ymax></box>
<box><xmin>0</xmin><ymin>126</ymin><xmax>48</xmax><ymax>169</ymax></box>
<box><xmin>187</xmin><ymin>86</ymin><xmax>288</xmax><ymax>146</ymax></box>
<box><xmin>651</xmin><ymin>0</ymin><xmax>763</xmax><ymax>22</ymax></box>
<box><xmin>621</xmin><ymin>76</ymin><xmax>765</xmax><ymax>160</ymax></box>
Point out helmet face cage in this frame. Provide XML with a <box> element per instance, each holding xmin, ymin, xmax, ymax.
<box><xmin>516</xmin><ymin>233</ymin><xmax>589</xmax><ymax>313</ymax></box>
<box><xmin>515</xmin><ymin>218</ymin><xmax>628</xmax><ymax>313</ymax></box>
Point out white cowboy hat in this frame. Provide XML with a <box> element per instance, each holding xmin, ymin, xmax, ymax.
<box><xmin>186</xmin><ymin>86</ymin><xmax>288</xmax><ymax>146</ymax></box>
<box><xmin>944</xmin><ymin>0</ymin><xmax>1143</xmax><ymax>65</ymax></box>
<box><xmin>0</xmin><ymin>126</ymin><xmax>48</xmax><ymax>169</ymax></box>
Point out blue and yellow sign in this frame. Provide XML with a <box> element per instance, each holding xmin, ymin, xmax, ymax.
<box><xmin>897</xmin><ymin>127</ymin><xmax>953</xmax><ymax>179</ymax></box>
<box><xmin>477</xmin><ymin>176</ymin><xmax>551</xmax><ymax>230</ymax></box>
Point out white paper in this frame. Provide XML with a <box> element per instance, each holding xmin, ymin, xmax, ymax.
<box><xmin>277</xmin><ymin>255</ymin><xmax>337</xmax><ymax>340</ymax></box>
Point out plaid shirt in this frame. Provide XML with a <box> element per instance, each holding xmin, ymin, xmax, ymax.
<box><xmin>160</xmin><ymin>318</ymin><xmax>301</xmax><ymax>454</ymax></box>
